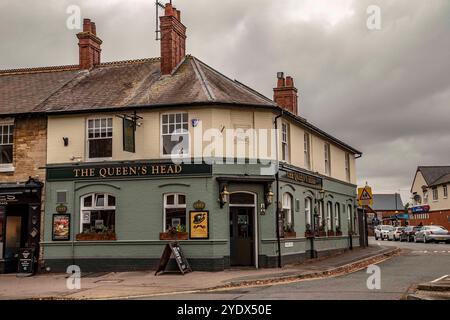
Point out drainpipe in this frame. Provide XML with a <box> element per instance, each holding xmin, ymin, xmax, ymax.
<box><xmin>274</xmin><ymin>109</ymin><xmax>283</xmax><ymax>268</ymax></box>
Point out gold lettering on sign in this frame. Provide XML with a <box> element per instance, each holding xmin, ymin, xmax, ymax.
<box><xmin>99</xmin><ymin>168</ymin><xmax>107</xmax><ymax>178</ymax></box>
<box><xmin>72</xmin><ymin>164</ymin><xmax>187</xmax><ymax>179</ymax></box>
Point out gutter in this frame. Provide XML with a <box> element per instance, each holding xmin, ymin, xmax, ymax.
<box><xmin>274</xmin><ymin>109</ymin><xmax>283</xmax><ymax>268</ymax></box>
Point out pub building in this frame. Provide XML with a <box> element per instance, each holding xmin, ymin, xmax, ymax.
<box><xmin>2</xmin><ymin>3</ymin><xmax>363</xmax><ymax>273</ymax></box>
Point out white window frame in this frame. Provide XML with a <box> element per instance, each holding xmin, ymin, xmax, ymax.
<box><xmin>324</xmin><ymin>143</ymin><xmax>331</xmax><ymax>176</ymax></box>
<box><xmin>163</xmin><ymin>193</ymin><xmax>187</xmax><ymax>232</ymax></box>
<box><xmin>305</xmin><ymin>197</ymin><xmax>312</xmax><ymax>227</ymax></box>
<box><xmin>345</xmin><ymin>153</ymin><xmax>351</xmax><ymax>182</ymax></box>
<box><xmin>432</xmin><ymin>187</ymin><xmax>438</xmax><ymax>201</ymax></box>
<box><xmin>281</xmin><ymin>123</ymin><xmax>289</xmax><ymax>162</ymax></box>
<box><xmin>347</xmin><ymin>204</ymin><xmax>352</xmax><ymax>232</ymax></box>
<box><xmin>0</xmin><ymin>118</ymin><xmax>15</xmax><ymax>172</ymax></box>
<box><xmin>334</xmin><ymin>203</ymin><xmax>340</xmax><ymax>229</ymax></box>
<box><xmin>160</xmin><ymin>112</ymin><xmax>190</xmax><ymax>158</ymax></box>
<box><xmin>443</xmin><ymin>185</ymin><xmax>448</xmax><ymax>199</ymax></box>
<box><xmin>326</xmin><ymin>202</ymin><xmax>332</xmax><ymax>231</ymax></box>
<box><xmin>80</xmin><ymin>193</ymin><xmax>116</xmax><ymax>233</ymax></box>
<box><xmin>282</xmin><ymin>193</ymin><xmax>293</xmax><ymax>228</ymax></box>
<box><xmin>304</xmin><ymin>132</ymin><xmax>311</xmax><ymax>170</ymax></box>
<box><xmin>86</xmin><ymin>117</ymin><xmax>113</xmax><ymax>162</ymax></box>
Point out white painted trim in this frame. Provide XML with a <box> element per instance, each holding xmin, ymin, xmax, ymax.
<box><xmin>162</xmin><ymin>193</ymin><xmax>187</xmax><ymax>232</ymax></box>
<box><xmin>80</xmin><ymin>193</ymin><xmax>116</xmax><ymax>233</ymax></box>
<box><xmin>160</xmin><ymin>111</ymin><xmax>190</xmax><ymax>159</ymax></box>
<box><xmin>85</xmin><ymin>116</ymin><xmax>114</xmax><ymax>162</ymax></box>
<box><xmin>229</xmin><ymin>191</ymin><xmax>259</xmax><ymax>269</ymax></box>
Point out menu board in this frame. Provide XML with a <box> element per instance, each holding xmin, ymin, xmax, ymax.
<box><xmin>155</xmin><ymin>242</ymin><xmax>192</xmax><ymax>275</ymax></box>
<box><xmin>17</xmin><ymin>248</ymin><xmax>35</xmax><ymax>276</ymax></box>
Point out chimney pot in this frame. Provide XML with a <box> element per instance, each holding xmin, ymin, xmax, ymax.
<box><xmin>77</xmin><ymin>18</ymin><xmax>102</xmax><ymax>70</ymax></box>
<box><xmin>274</xmin><ymin>73</ymin><xmax>299</xmax><ymax>115</ymax></box>
<box><xmin>160</xmin><ymin>2</ymin><xmax>187</xmax><ymax>75</ymax></box>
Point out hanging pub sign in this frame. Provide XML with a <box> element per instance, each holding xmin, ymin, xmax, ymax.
<box><xmin>52</xmin><ymin>214</ymin><xmax>71</xmax><ymax>241</ymax></box>
<box><xmin>155</xmin><ymin>242</ymin><xmax>192</xmax><ymax>276</ymax></box>
<box><xmin>123</xmin><ymin>118</ymin><xmax>136</xmax><ymax>153</ymax></box>
<box><xmin>190</xmin><ymin>211</ymin><xmax>209</xmax><ymax>239</ymax></box>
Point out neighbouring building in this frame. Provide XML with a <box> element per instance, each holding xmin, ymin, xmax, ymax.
<box><xmin>1</xmin><ymin>3</ymin><xmax>363</xmax><ymax>273</ymax></box>
<box><xmin>368</xmin><ymin>194</ymin><xmax>406</xmax><ymax>227</ymax></box>
<box><xmin>0</xmin><ymin>71</ymin><xmax>70</xmax><ymax>272</ymax></box>
<box><xmin>410</xmin><ymin>166</ymin><xmax>450</xmax><ymax>230</ymax></box>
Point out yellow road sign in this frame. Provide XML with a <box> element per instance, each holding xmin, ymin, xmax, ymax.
<box><xmin>358</xmin><ymin>186</ymin><xmax>373</xmax><ymax>206</ymax></box>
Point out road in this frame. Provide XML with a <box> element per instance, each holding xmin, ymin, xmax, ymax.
<box><xmin>144</xmin><ymin>238</ymin><xmax>450</xmax><ymax>300</ymax></box>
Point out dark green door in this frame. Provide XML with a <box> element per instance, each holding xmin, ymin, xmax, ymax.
<box><xmin>230</xmin><ymin>207</ymin><xmax>254</xmax><ymax>266</ymax></box>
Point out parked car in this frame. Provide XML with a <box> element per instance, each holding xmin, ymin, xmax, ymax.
<box><xmin>388</xmin><ymin>227</ymin><xmax>405</xmax><ymax>241</ymax></box>
<box><xmin>375</xmin><ymin>225</ymin><xmax>394</xmax><ymax>240</ymax></box>
<box><xmin>414</xmin><ymin>226</ymin><xmax>450</xmax><ymax>243</ymax></box>
<box><xmin>400</xmin><ymin>226</ymin><xmax>422</xmax><ymax>242</ymax></box>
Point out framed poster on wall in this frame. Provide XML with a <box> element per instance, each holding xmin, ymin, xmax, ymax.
<box><xmin>52</xmin><ymin>214</ymin><xmax>70</xmax><ymax>241</ymax></box>
<box><xmin>189</xmin><ymin>211</ymin><xmax>209</xmax><ymax>240</ymax></box>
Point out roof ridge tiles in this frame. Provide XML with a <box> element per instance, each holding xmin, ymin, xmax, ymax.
<box><xmin>0</xmin><ymin>64</ymin><xmax>80</xmax><ymax>76</ymax></box>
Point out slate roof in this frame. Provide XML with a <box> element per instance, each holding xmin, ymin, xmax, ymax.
<box><xmin>0</xmin><ymin>56</ymin><xmax>276</xmax><ymax>115</ymax></box>
<box><xmin>0</xmin><ymin>66</ymin><xmax>81</xmax><ymax>115</ymax></box>
<box><xmin>371</xmin><ymin>194</ymin><xmax>404</xmax><ymax>211</ymax></box>
<box><xmin>0</xmin><ymin>55</ymin><xmax>361</xmax><ymax>154</ymax></box>
<box><xmin>418</xmin><ymin>166</ymin><xmax>450</xmax><ymax>187</ymax></box>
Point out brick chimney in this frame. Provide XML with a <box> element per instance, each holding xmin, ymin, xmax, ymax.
<box><xmin>274</xmin><ymin>72</ymin><xmax>299</xmax><ymax>115</ymax></box>
<box><xmin>160</xmin><ymin>3</ymin><xmax>187</xmax><ymax>75</ymax></box>
<box><xmin>77</xmin><ymin>19</ymin><xmax>102</xmax><ymax>70</ymax></box>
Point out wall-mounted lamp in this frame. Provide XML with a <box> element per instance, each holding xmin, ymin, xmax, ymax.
<box><xmin>265</xmin><ymin>184</ymin><xmax>274</xmax><ymax>209</ymax></box>
<box><xmin>63</xmin><ymin>137</ymin><xmax>69</xmax><ymax>147</ymax></box>
<box><xmin>219</xmin><ymin>185</ymin><xmax>230</xmax><ymax>208</ymax></box>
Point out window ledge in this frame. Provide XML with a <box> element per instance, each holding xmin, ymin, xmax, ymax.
<box><xmin>0</xmin><ymin>166</ymin><xmax>15</xmax><ymax>173</ymax></box>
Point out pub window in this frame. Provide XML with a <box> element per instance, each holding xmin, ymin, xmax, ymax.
<box><xmin>305</xmin><ymin>197</ymin><xmax>312</xmax><ymax>229</ymax></box>
<box><xmin>282</xmin><ymin>193</ymin><xmax>294</xmax><ymax>232</ymax></box>
<box><xmin>345</xmin><ymin>153</ymin><xmax>351</xmax><ymax>182</ymax></box>
<box><xmin>80</xmin><ymin>193</ymin><xmax>116</xmax><ymax>234</ymax></box>
<box><xmin>334</xmin><ymin>202</ymin><xmax>341</xmax><ymax>230</ymax></box>
<box><xmin>87</xmin><ymin>118</ymin><xmax>113</xmax><ymax>159</ymax></box>
<box><xmin>0</xmin><ymin>123</ymin><xmax>14</xmax><ymax>166</ymax></box>
<box><xmin>164</xmin><ymin>193</ymin><xmax>187</xmax><ymax>232</ymax></box>
<box><xmin>347</xmin><ymin>204</ymin><xmax>353</xmax><ymax>233</ymax></box>
<box><xmin>324</xmin><ymin>143</ymin><xmax>331</xmax><ymax>176</ymax></box>
<box><xmin>161</xmin><ymin>113</ymin><xmax>189</xmax><ymax>156</ymax></box>
<box><xmin>326</xmin><ymin>202</ymin><xmax>333</xmax><ymax>231</ymax></box>
<box><xmin>304</xmin><ymin>133</ymin><xmax>311</xmax><ymax>170</ymax></box>
<box><xmin>281</xmin><ymin>123</ymin><xmax>289</xmax><ymax>162</ymax></box>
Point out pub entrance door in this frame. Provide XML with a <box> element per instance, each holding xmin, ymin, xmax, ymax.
<box><xmin>229</xmin><ymin>192</ymin><xmax>257</xmax><ymax>267</ymax></box>
<box><xmin>229</xmin><ymin>207</ymin><xmax>254</xmax><ymax>266</ymax></box>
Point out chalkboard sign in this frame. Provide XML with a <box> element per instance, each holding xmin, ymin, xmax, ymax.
<box><xmin>17</xmin><ymin>248</ymin><xmax>35</xmax><ymax>276</ymax></box>
<box><xmin>155</xmin><ymin>242</ymin><xmax>192</xmax><ymax>276</ymax></box>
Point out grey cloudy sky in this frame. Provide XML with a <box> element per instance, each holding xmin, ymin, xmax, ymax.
<box><xmin>1</xmin><ymin>0</ymin><xmax>449</xmax><ymax>203</ymax></box>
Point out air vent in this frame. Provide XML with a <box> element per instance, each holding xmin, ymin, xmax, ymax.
<box><xmin>56</xmin><ymin>191</ymin><xmax>67</xmax><ymax>204</ymax></box>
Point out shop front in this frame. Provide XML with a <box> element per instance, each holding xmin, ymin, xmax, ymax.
<box><xmin>41</xmin><ymin>161</ymin><xmax>359</xmax><ymax>272</ymax></box>
<box><xmin>0</xmin><ymin>178</ymin><xmax>43</xmax><ymax>273</ymax></box>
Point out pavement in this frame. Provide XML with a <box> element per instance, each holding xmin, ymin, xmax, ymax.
<box><xmin>0</xmin><ymin>244</ymin><xmax>399</xmax><ymax>300</ymax></box>
<box><xmin>142</xmin><ymin>239</ymin><xmax>450</xmax><ymax>300</ymax></box>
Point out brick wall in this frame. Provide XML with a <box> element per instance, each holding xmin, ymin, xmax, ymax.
<box><xmin>0</xmin><ymin>116</ymin><xmax>47</xmax><ymax>182</ymax></box>
<box><xmin>409</xmin><ymin>210</ymin><xmax>450</xmax><ymax>230</ymax></box>
<box><xmin>0</xmin><ymin>115</ymin><xmax>47</xmax><ymax>264</ymax></box>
